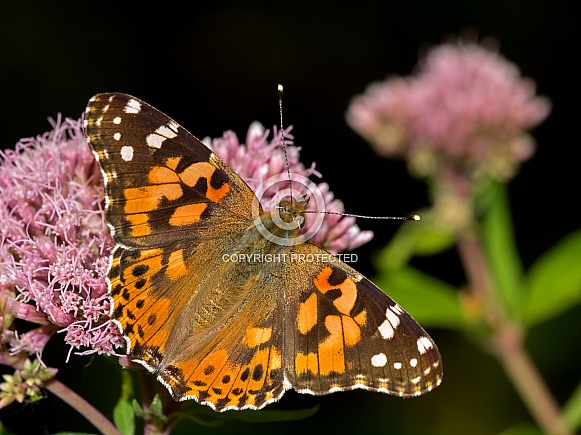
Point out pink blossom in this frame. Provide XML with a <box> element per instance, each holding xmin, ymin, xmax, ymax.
<box><xmin>1</xmin><ymin>116</ymin><xmax>124</xmax><ymax>360</ymax></box>
<box><xmin>347</xmin><ymin>41</ymin><xmax>550</xmax><ymax>181</ymax></box>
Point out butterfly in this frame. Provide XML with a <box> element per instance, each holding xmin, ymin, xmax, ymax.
<box><xmin>83</xmin><ymin>92</ymin><xmax>442</xmax><ymax>412</ymax></box>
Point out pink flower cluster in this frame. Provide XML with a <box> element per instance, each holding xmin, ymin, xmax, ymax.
<box><xmin>1</xmin><ymin>116</ymin><xmax>124</xmax><ymax>360</ymax></box>
<box><xmin>347</xmin><ymin>41</ymin><xmax>550</xmax><ymax>180</ymax></box>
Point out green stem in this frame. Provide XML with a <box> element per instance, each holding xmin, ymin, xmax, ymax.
<box><xmin>457</xmin><ymin>233</ymin><xmax>571</xmax><ymax>435</ymax></box>
<box><xmin>45</xmin><ymin>378</ymin><xmax>120</xmax><ymax>435</ymax></box>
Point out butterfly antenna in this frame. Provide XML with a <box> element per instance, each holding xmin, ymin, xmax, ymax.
<box><xmin>278</xmin><ymin>84</ymin><xmax>294</xmax><ymax>202</ymax></box>
<box><xmin>276</xmin><ymin>85</ymin><xmax>419</xmax><ymax>223</ymax></box>
<box><xmin>304</xmin><ymin>210</ymin><xmax>420</xmax><ymax>221</ymax></box>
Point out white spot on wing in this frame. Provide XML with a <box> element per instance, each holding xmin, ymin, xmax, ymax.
<box><xmin>417</xmin><ymin>336</ymin><xmax>434</xmax><ymax>355</ymax></box>
<box><xmin>378</xmin><ymin>319</ymin><xmax>394</xmax><ymax>339</ymax></box>
<box><xmin>390</xmin><ymin>304</ymin><xmax>404</xmax><ymax>315</ymax></box>
<box><xmin>146</xmin><ymin>133</ymin><xmax>164</xmax><ymax>149</ymax></box>
<box><xmin>146</xmin><ymin>123</ymin><xmax>179</xmax><ymax>148</ymax></box>
<box><xmin>113</xmin><ymin>116</ymin><xmax>122</xmax><ymax>124</ymax></box>
<box><xmin>156</xmin><ymin>124</ymin><xmax>179</xmax><ymax>138</ymax></box>
<box><xmin>124</xmin><ymin>98</ymin><xmax>141</xmax><ymax>114</ymax></box>
<box><xmin>113</xmin><ymin>132</ymin><xmax>121</xmax><ymax>141</ymax></box>
<box><xmin>378</xmin><ymin>306</ymin><xmax>401</xmax><ymax>339</ymax></box>
<box><xmin>371</xmin><ymin>353</ymin><xmax>387</xmax><ymax>367</ymax></box>
<box><xmin>121</xmin><ymin>146</ymin><xmax>134</xmax><ymax>161</ymax></box>
<box><xmin>385</xmin><ymin>306</ymin><xmax>401</xmax><ymax>326</ymax></box>
<box><xmin>393</xmin><ymin>362</ymin><xmax>403</xmax><ymax>370</ymax></box>
<box><xmin>167</xmin><ymin>121</ymin><xmax>179</xmax><ymax>133</ymax></box>
<box><xmin>410</xmin><ymin>358</ymin><xmax>418</xmax><ymax>367</ymax></box>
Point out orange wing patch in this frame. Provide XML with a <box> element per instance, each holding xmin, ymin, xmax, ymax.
<box><xmin>168</xmin><ymin>203</ymin><xmax>207</xmax><ymax>227</ymax></box>
<box><xmin>293</xmin><ymin>266</ymin><xmax>368</xmax><ymax>379</ymax></box>
<box><xmin>178</xmin><ymin>161</ymin><xmax>230</xmax><ymax>203</ymax></box>
<box><xmin>297</xmin><ymin>293</ymin><xmax>317</xmax><ymax>334</ymax></box>
<box><xmin>314</xmin><ymin>267</ymin><xmax>358</xmax><ymax>315</ymax></box>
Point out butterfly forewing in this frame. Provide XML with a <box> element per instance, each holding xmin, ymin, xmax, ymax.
<box><xmin>84</xmin><ymin>93</ymin><xmax>254</xmax><ymax>249</ymax></box>
<box><xmin>84</xmin><ymin>92</ymin><xmax>442</xmax><ymax>412</ymax></box>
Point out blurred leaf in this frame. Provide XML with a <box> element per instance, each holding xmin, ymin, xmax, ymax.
<box><xmin>564</xmin><ymin>380</ymin><xmax>581</xmax><ymax>432</ymax></box>
<box><xmin>482</xmin><ymin>182</ymin><xmax>524</xmax><ymax>318</ymax></box>
<box><xmin>0</xmin><ymin>422</ymin><xmax>16</xmax><ymax>435</ymax></box>
<box><xmin>376</xmin><ymin>210</ymin><xmax>455</xmax><ymax>271</ymax></box>
<box><xmin>374</xmin><ymin>266</ymin><xmax>464</xmax><ymax>329</ymax></box>
<box><xmin>113</xmin><ymin>399</ymin><xmax>135</xmax><ymax>435</ymax></box>
<box><xmin>149</xmin><ymin>394</ymin><xmax>168</xmax><ymax>423</ymax></box>
<box><xmin>113</xmin><ymin>369</ymin><xmax>135</xmax><ymax>435</ymax></box>
<box><xmin>499</xmin><ymin>422</ymin><xmax>543</xmax><ymax>435</ymax></box>
<box><xmin>524</xmin><ymin>230</ymin><xmax>581</xmax><ymax>326</ymax></box>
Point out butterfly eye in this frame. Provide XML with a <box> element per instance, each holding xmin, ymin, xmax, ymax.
<box><xmin>273</xmin><ymin>201</ymin><xmax>302</xmax><ymax>229</ymax></box>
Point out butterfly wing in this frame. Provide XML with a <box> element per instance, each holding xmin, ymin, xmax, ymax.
<box><xmin>283</xmin><ymin>243</ymin><xmax>442</xmax><ymax>397</ymax></box>
<box><xmin>85</xmin><ymin>93</ymin><xmax>256</xmax><ymax>249</ymax></box>
<box><xmin>85</xmin><ymin>94</ymin><xmax>287</xmax><ymax>410</ymax></box>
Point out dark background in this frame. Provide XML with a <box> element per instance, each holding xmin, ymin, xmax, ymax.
<box><xmin>1</xmin><ymin>1</ymin><xmax>578</xmax><ymax>434</ymax></box>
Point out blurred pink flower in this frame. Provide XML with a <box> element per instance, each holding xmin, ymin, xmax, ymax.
<box><xmin>347</xmin><ymin>41</ymin><xmax>550</xmax><ymax>181</ymax></box>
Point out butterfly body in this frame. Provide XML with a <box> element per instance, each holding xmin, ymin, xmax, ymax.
<box><xmin>84</xmin><ymin>93</ymin><xmax>442</xmax><ymax>412</ymax></box>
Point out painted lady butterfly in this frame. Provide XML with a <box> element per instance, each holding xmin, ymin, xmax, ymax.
<box><xmin>84</xmin><ymin>92</ymin><xmax>442</xmax><ymax>412</ymax></box>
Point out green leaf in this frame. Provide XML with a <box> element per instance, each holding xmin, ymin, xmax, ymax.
<box><xmin>113</xmin><ymin>369</ymin><xmax>135</xmax><ymax>435</ymax></box>
<box><xmin>0</xmin><ymin>421</ymin><xmax>16</xmax><ymax>435</ymax></box>
<box><xmin>149</xmin><ymin>394</ymin><xmax>168</xmax><ymax>423</ymax></box>
<box><xmin>563</xmin><ymin>379</ymin><xmax>581</xmax><ymax>432</ymax></box>
<box><xmin>482</xmin><ymin>182</ymin><xmax>524</xmax><ymax>319</ymax></box>
<box><xmin>374</xmin><ymin>266</ymin><xmax>464</xmax><ymax>329</ymax></box>
<box><xmin>524</xmin><ymin>230</ymin><xmax>581</xmax><ymax>326</ymax></box>
<box><xmin>113</xmin><ymin>399</ymin><xmax>135</xmax><ymax>435</ymax></box>
<box><xmin>498</xmin><ymin>422</ymin><xmax>543</xmax><ymax>435</ymax></box>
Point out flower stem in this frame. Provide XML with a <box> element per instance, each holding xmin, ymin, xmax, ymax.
<box><xmin>45</xmin><ymin>378</ymin><xmax>120</xmax><ymax>435</ymax></box>
<box><xmin>494</xmin><ymin>324</ymin><xmax>571</xmax><ymax>435</ymax></box>
<box><xmin>457</xmin><ymin>233</ymin><xmax>571</xmax><ymax>435</ymax></box>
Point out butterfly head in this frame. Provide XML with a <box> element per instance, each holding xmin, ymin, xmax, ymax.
<box><xmin>271</xmin><ymin>196</ymin><xmax>309</xmax><ymax>230</ymax></box>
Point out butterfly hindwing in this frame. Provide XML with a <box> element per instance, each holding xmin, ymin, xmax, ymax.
<box><xmin>284</xmin><ymin>243</ymin><xmax>442</xmax><ymax>397</ymax></box>
<box><xmin>157</xmin><ymin>301</ymin><xmax>287</xmax><ymax>411</ymax></box>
